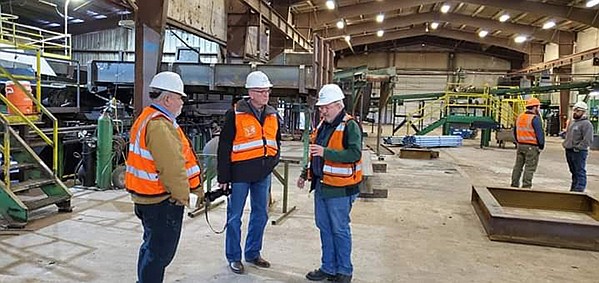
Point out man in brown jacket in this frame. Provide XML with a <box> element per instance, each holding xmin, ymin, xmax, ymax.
<box><xmin>125</xmin><ymin>71</ymin><xmax>202</xmax><ymax>283</ymax></box>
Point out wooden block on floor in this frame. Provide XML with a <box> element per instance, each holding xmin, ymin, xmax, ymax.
<box><xmin>359</xmin><ymin>189</ymin><xmax>388</xmax><ymax>199</ymax></box>
<box><xmin>399</xmin><ymin>148</ymin><xmax>439</xmax><ymax>159</ymax></box>
<box><xmin>372</xmin><ymin>162</ymin><xmax>387</xmax><ymax>173</ymax></box>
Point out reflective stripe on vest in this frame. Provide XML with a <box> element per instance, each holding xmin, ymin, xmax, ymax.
<box><xmin>516</xmin><ymin>113</ymin><xmax>538</xmax><ymax>145</ymax></box>
<box><xmin>308</xmin><ymin>114</ymin><xmax>363</xmax><ymax>187</ymax></box>
<box><xmin>231</xmin><ymin>111</ymin><xmax>279</xmax><ymax>162</ymax></box>
<box><xmin>125</xmin><ymin>106</ymin><xmax>202</xmax><ymax>196</ymax></box>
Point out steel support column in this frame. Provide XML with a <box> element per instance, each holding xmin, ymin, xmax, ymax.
<box><xmin>134</xmin><ymin>0</ymin><xmax>168</xmax><ymax>116</ymax></box>
<box><xmin>558</xmin><ymin>32</ymin><xmax>574</xmax><ymax>129</ymax></box>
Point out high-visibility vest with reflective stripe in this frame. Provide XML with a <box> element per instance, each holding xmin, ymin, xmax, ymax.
<box><xmin>125</xmin><ymin>106</ymin><xmax>201</xmax><ymax>196</ymax></box>
<box><xmin>515</xmin><ymin>113</ymin><xmax>538</xmax><ymax>145</ymax></box>
<box><xmin>309</xmin><ymin>114</ymin><xmax>363</xmax><ymax>188</ymax></box>
<box><xmin>231</xmin><ymin>111</ymin><xmax>278</xmax><ymax>162</ymax></box>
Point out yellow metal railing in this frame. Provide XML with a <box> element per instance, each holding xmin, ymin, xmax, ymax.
<box><xmin>0</xmin><ymin>13</ymin><xmax>71</xmax><ymax>60</ymax></box>
<box><xmin>0</xmin><ymin>50</ymin><xmax>59</xmax><ymax>178</ymax></box>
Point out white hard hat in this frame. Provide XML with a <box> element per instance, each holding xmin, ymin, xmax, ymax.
<box><xmin>316</xmin><ymin>84</ymin><xmax>345</xmax><ymax>106</ymax></box>
<box><xmin>573</xmin><ymin>101</ymin><xmax>588</xmax><ymax>111</ymax></box>
<box><xmin>245</xmin><ymin>71</ymin><xmax>273</xmax><ymax>89</ymax></box>
<box><xmin>149</xmin><ymin>71</ymin><xmax>187</xmax><ymax>97</ymax></box>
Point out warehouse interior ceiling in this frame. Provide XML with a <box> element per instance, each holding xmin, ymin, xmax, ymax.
<box><xmin>292</xmin><ymin>0</ymin><xmax>599</xmax><ymax>57</ymax></box>
<box><xmin>0</xmin><ymin>0</ymin><xmax>132</xmax><ymax>35</ymax></box>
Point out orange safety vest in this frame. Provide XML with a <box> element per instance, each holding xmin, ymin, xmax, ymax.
<box><xmin>309</xmin><ymin>114</ymin><xmax>363</xmax><ymax>188</ymax></box>
<box><xmin>231</xmin><ymin>111</ymin><xmax>279</xmax><ymax>162</ymax></box>
<box><xmin>125</xmin><ymin>106</ymin><xmax>201</xmax><ymax>196</ymax></box>
<box><xmin>515</xmin><ymin>113</ymin><xmax>538</xmax><ymax>145</ymax></box>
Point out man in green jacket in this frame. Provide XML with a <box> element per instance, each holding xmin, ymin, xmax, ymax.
<box><xmin>297</xmin><ymin>84</ymin><xmax>362</xmax><ymax>283</ymax></box>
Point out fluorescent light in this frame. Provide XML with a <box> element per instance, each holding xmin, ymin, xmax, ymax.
<box><xmin>326</xmin><ymin>0</ymin><xmax>335</xmax><ymax>10</ymax></box>
<box><xmin>586</xmin><ymin>0</ymin><xmax>599</xmax><ymax>7</ymax></box>
<box><xmin>478</xmin><ymin>30</ymin><xmax>488</xmax><ymax>38</ymax></box>
<box><xmin>430</xmin><ymin>22</ymin><xmax>439</xmax><ymax>30</ymax></box>
<box><xmin>441</xmin><ymin>4</ymin><xmax>451</xmax><ymax>13</ymax></box>
<box><xmin>344</xmin><ymin>35</ymin><xmax>351</xmax><ymax>42</ymax></box>
<box><xmin>499</xmin><ymin>14</ymin><xmax>510</xmax><ymax>22</ymax></box>
<box><xmin>514</xmin><ymin>35</ymin><xmax>527</xmax><ymax>43</ymax></box>
<box><xmin>542</xmin><ymin>21</ymin><xmax>556</xmax><ymax>29</ymax></box>
<box><xmin>336</xmin><ymin>19</ymin><xmax>344</xmax><ymax>29</ymax></box>
<box><xmin>376</xmin><ymin>13</ymin><xmax>384</xmax><ymax>23</ymax></box>
<box><xmin>377</xmin><ymin>30</ymin><xmax>384</xmax><ymax>37</ymax></box>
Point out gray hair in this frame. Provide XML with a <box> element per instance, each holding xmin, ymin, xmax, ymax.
<box><xmin>336</xmin><ymin>100</ymin><xmax>345</xmax><ymax>108</ymax></box>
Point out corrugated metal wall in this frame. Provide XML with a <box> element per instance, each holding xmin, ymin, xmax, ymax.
<box><xmin>72</xmin><ymin>27</ymin><xmax>220</xmax><ymax>66</ymax></box>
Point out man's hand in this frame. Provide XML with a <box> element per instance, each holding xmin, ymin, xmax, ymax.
<box><xmin>171</xmin><ymin>194</ymin><xmax>189</xmax><ymax>207</ymax></box>
<box><xmin>309</xmin><ymin>144</ymin><xmax>324</xmax><ymax>157</ymax></box>
<box><xmin>192</xmin><ymin>189</ymin><xmax>205</xmax><ymax>204</ymax></box>
<box><xmin>218</xmin><ymin>183</ymin><xmax>229</xmax><ymax>191</ymax></box>
<box><xmin>297</xmin><ymin>177</ymin><xmax>306</xmax><ymax>189</ymax></box>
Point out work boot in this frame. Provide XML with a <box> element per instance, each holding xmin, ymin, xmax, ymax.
<box><xmin>306</xmin><ymin>269</ymin><xmax>336</xmax><ymax>281</ymax></box>
<box><xmin>334</xmin><ymin>274</ymin><xmax>352</xmax><ymax>283</ymax></box>
<box><xmin>229</xmin><ymin>261</ymin><xmax>244</xmax><ymax>274</ymax></box>
<box><xmin>246</xmin><ymin>256</ymin><xmax>271</xmax><ymax>268</ymax></box>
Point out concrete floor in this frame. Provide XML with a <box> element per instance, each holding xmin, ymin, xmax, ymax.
<box><xmin>1</xmin><ymin>135</ymin><xmax>599</xmax><ymax>282</ymax></box>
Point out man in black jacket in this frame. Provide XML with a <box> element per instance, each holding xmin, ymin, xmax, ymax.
<box><xmin>217</xmin><ymin>71</ymin><xmax>281</xmax><ymax>274</ymax></box>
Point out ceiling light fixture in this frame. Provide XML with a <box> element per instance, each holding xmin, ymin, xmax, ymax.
<box><xmin>478</xmin><ymin>30</ymin><xmax>488</xmax><ymax>38</ymax></box>
<box><xmin>514</xmin><ymin>35</ymin><xmax>527</xmax><ymax>43</ymax></box>
<box><xmin>430</xmin><ymin>22</ymin><xmax>439</xmax><ymax>30</ymax></box>
<box><xmin>441</xmin><ymin>4</ymin><xmax>451</xmax><ymax>13</ymax></box>
<box><xmin>326</xmin><ymin>0</ymin><xmax>335</xmax><ymax>10</ymax></box>
<box><xmin>499</xmin><ymin>14</ymin><xmax>510</xmax><ymax>22</ymax></box>
<box><xmin>542</xmin><ymin>21</ymin><xmax>556</xmax><ymax>29</ymax></box>
<box><xmin>336</xmin><ymin>19</ymin><xmax>345</xmax><ymax>29</ymax></box>
<box><xmin>344</xmin><ymin>35</ymin><xmax>351</xmax><ymax>42</ymax></box>
<box><xmin>376</xmin><ymin>13</ymin><xmax>385</xmax><ymax>23</ymax></box>
<box><xmin>377</xmin><ymin>30</ymin><xmax>384</xmax><ymax>37</ymax></box>
<box><xmin>586</xmin><ymin>0</ymin><xmax>599</xmax><ymax>7</ymax></box>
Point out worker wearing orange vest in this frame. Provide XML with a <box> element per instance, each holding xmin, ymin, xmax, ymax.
<box><xmin>125</xmin><ymin>71</ymin><xmax>202</xmax><ymax>283</ymax></box>
<box><xmin>511</xmin><ymin>97</ymin><xmax>545</xmax><ymax>189</ymax></box>
<box><xmin>218</xmin><ymin>71</ymin><xmax>281</xmax><ymax>274</ymax></box>
<box><xmin>297</xmin><ymin>84</ymin><xmax>362</xmax><ymax>283</ymax></box>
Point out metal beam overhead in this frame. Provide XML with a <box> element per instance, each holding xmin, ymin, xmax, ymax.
<box><xmin>317</xmin><ymin>11</ymin><xmax>566</xmax><ymax>44</ymax></box>
<box><xmin>511</xmin><ymin>47</ymin><xmax>599</xmax><ymax>74</ymax></box>
<box><xmin>331</xmin><ymin>27</ymin><xmax>532</xmax><ymax>54</ymax></box>
<box><xmin>240</xmin><ymin>0</ymin><xmax>312</xmax><ymax>51</ymax></box>
<box><xmin>298</xmin><ymin>0</ymin><xmax>599</xmax><ymax>29</ymax></box>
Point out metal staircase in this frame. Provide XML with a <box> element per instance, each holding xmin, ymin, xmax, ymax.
<box><xmin>0</xmin><ymin>15</ymin><xmax>71</xmax><ymax>227</ymax></box>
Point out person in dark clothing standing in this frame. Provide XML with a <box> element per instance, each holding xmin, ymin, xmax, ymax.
<box><xmin>217</xmin><ymin>71</ymin><xmax>281</xmax><ymax>274</ymax></box>
<box><xmin>297</xmin><ymin>84</ymin><xmax>362</xmax><ymax>283</ymax></box>
<box><xmin>511</xmin><ymin>97</ymin><xmax>545</xmax><ymax>189</ymax></box>
<box><xmin>563</xmin><ymin>101</ymin><xmax>594</xmax><ymax>192</ymax></box>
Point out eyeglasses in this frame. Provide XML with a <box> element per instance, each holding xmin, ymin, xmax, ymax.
<box><xmin>250</xmin><ymin>89</ymin><xmax>271</xmax><ymax>95</ymax></box>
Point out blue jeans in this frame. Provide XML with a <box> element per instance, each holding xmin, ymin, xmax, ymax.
<box><xmin>226</xmin><ymin>174</ymin><xmax>270</xmax><ymax>262</ymax></box>
<box><xmin>134</xmin><ymin>199</ymin><xmax>184</xmax><ymax>283</ymax></box>
<box><xmin>566</xmin><ymin>149</ymin><xmax>588</xmax><ymax>192</ymax></box>
<box><xmin>314</xmin><ymin>191</ymin><xmax>358</xmax><ymax>276</ymax></box>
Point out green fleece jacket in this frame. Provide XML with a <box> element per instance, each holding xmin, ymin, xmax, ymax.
<box><xmin>301</xmin><ymin>112</ymin><xmax>362</xmax><ymax>198</ymax></box>
<box><xmin>130</xmin><ymin>117</ymin><xmax>190</xmax><ymax>205</ymax></box>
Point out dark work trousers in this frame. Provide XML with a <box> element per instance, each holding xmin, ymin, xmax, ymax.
<box><xmin>511</xmin><ymin>144</ymin><xmax>540</xmax><ymax>188</ymax></box>
<box><xmin>565</xmin><ymin>148</ymin><xmax>588</xmax><ymax>192</ymax></box>
<box><xmin>134</xmin><ymin>199</ymin><xmax>184</xmax><ymax>283</ymax></box>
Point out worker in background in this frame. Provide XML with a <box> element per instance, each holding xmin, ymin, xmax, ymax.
<box><xmin>563</xmin><ymin>101</ymin><xmax>594</xmax><ymax>192</ymax></box>
<box><xmin>511</xmin><ymin>97</ymin><xmax>545</xmax><ymax>189</ymax></box>
<box><xmin>125</xmin><ymin>71</ymin><xmax>202</xmax><ymax>283</ymax></box>
<box><xmin>217</xmin><ymin>71</ymin><xmax>281</xmax><ymax>274</ymax></box>
<box><xmin>297</xmin><ymin>84</ymin><xmax>362</xmax><ymax>283</ymax></box>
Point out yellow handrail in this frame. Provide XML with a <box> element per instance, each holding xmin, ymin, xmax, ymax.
<box><xmin>0</xmin><ymin>53</ymin><xmax>59</xmax><ymax>174</ymax></box>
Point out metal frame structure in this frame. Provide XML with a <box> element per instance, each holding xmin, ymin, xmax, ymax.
<box><xmin>471</xmin><ymin>186</ymin><xmax>599</xmax><ymax>251</ymax></box>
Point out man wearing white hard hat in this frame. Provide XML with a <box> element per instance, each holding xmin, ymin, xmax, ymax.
<box><xmin>218</xmin><ymin>70</ymin><xmax>281</xmax><ymax>274</ymax></box>
<box><xmin>563</xmin><ymin>101</ymin><xmax>594</xmax><ymax>192</ymax></box>
<box><xmin>297</xmin><ymin>84</ymin><xmax>362</xmax><ymax>283</ymax></box>
<box><xmin>125</xmin><ymin>71</ymin><xmax>202</xmax><ymax>283</ymax></box>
